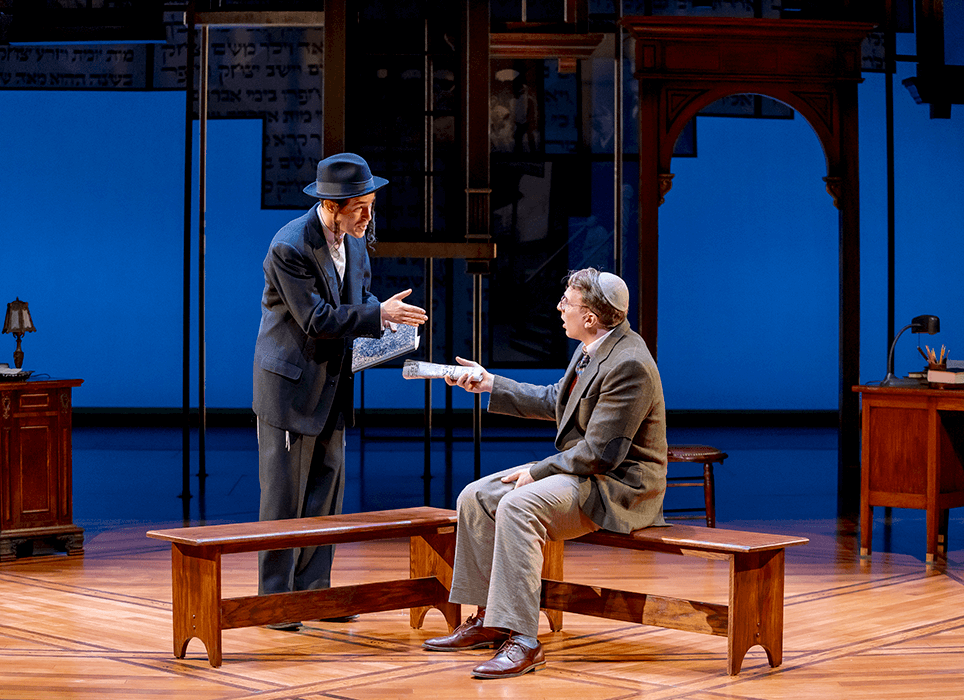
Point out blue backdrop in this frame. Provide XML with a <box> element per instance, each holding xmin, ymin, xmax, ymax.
<box><xmin>2</xmin><ymin>62</ymin><xmax>962</xmax><ymax>412</ymax></box>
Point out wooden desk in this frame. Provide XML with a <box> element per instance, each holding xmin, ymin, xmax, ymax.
<box><xmin>0</xmin><ymin>378</ymin><xmax>84</xmax><ymax>561</ymax></box>
<box><xmin>854</xmin><ymin>385</ymin><xmax>964</xmax><ymax>563</ymax></box>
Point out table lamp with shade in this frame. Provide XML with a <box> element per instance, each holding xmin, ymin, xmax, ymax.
<box><xmin>2</xmin><ymin>298</ymin><xmax>37</xmax><ymax>369</ymax></box>
<box><xmin>881</xmin><ymin>314</ymin><xmax>940</xmax><ymax>386</ymax></box>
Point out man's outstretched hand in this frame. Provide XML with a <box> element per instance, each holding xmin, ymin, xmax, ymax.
<box><xmin>444</xmin><ymin>356</ymin><xmax>494</xmax><ymax>393</ymax></box>
<box><xmin>380</xmin><ymin>289</ymin><xmax>428</xmax><ymax>328</ymax></box>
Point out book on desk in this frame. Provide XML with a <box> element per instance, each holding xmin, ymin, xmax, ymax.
<box><xmin>927</xmin><ymin>359</ymin><xmax>964</xmax><ymax>384</ymax></box>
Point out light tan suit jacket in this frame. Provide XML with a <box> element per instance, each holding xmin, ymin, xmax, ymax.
<box><xmin>487</xmin><ymin>320</ymin><xmax>668</xmax><ymax>533</ymax></box>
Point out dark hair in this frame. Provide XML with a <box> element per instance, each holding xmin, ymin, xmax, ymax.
<box><xmin>565</xmin><ymin>268</ymin><xmax>626</xmax><ymax>329</ymax></box>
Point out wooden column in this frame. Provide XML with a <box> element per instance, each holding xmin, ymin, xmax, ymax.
<box><xmin>637</xmin><ymin>71</ymin><xmax>661</xmax><ymax>355</ymax></box>
<box><xmin>838</xmin><ymin>78</ymin><xmax>862</xmax><ymax>512</ymax></box>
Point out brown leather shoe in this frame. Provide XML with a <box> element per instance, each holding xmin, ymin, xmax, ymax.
<box><xmin>471</xmin><ymin>637</ymin><xmax>545</xmax><ymax>679</ymax></box>
<box><xmin>422</xmin><ymin>610</ymin><xmax>510</xmax><ymax>651</ymax></box>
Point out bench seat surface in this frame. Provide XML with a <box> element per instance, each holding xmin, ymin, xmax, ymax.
<box><xmin>576</xmin><ymin>524</ymin><xmax>809</xmax><ymax>554</ymax></box>
<box><xmin>146</xmin><ymin>507</ymin><xmax>457</xmax><ymax>552</ymax></box>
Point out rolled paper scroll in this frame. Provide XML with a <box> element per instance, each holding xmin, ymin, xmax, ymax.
<box><xmin>402</xmin><ymin>359</ymin><xmax>483</xmax><ymax>382</ymax></box>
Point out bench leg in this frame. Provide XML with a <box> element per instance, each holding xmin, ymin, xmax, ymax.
<box><xmin>541</xmin><ymin>539</ymin><xmax>564</xmax><ymax>632</ymax></box>
<box><xmin>171</xmin><ymin>544</ymin><xmax>222</xmax><ymax>667</ymax></box>
<box><xmin>410</xmin><ymin>530</ymin><xmax>461</xmax><ymax>632</ymax></box>
<box><xmin>727</xmin><ymin>548</ymin><xmax>784</xmax><ymax>675</ymax></box>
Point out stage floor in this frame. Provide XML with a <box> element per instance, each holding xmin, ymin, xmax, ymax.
<box><xmin>0</xmin><ymin>425</ymin><xmax>961</xmax><ymax>698</ymax></box>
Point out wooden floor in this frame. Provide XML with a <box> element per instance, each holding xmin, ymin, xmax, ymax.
<box><xmin>2</xmin><ymin>515</ymin><xmax>963</xmax><ymax>699</ymax></box>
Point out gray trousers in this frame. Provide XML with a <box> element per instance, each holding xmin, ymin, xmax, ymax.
<box><xmin>449</xmin><ymin>466</ymin><xmax>600</xmax><ymax>637</ymax></box>
<box><xmin>257</xmin><ymin>416</ymin><xmax>345</xmax><ymax>595</ymax></box>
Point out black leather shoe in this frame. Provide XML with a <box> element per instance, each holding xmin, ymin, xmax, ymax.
<box><xmin>265</xmin><ymin>621</ymin><xmax>302</xmax><ymax>631</ymax></box>
<box><xmin>471</xmin><ymin>638</ymin><xmax>545</xmax><ymax>679</ymax></box>
<box><xmin>318</xmin><ymin>615</ymin><xmax>359</xmax><ymax>623</ymax></box>
<box><xmin>422</xmin><ymin>610</ymin><xmax>510</xmax><ymax>651</ymax></box>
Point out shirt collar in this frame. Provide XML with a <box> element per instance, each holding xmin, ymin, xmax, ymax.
<box><xmin>583</xmin><ymin>328</ymin><xmax>614</xmax><ymax>358</ymax></box>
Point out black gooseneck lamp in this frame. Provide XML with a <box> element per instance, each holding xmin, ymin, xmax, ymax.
<box><xmin>881</xmin><ymin>314</ymin><xmax>940</xmax><ymax>386</ymax></box>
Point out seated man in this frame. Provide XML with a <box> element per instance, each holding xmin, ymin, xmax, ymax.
<box><xmin>423</xmin><ymin>268</ymin><xmax>668</xmax><ymax>679</ymax></box>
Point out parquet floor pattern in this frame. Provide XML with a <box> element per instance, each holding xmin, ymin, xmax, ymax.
<box><xmin>1</xmin><ymin>517</ymin><xmax>963</xmax><ymax>699</ymax></box>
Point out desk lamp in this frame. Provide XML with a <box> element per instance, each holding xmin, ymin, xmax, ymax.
<box><xmin>2</xmin><ymin>298</ymin><xmax>37</xmax><ymax>369</ymax></box>
<box><xmin>881</xmin><ymin>314</ymin><xmax>940</xmax><ymax>386</ymax></box>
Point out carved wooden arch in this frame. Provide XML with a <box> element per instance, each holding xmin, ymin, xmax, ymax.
<box><xmin>623</xmin><ymin>17</ymin><xmax>874</xmax><ymax>504</ymax></box>
<box><xmin>657</xmin><ymin>86</ymin><xmax>844</xmax><ymax>200</ymax></box>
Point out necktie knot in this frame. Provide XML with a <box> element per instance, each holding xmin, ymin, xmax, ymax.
<box><xmin>575</xmin><ymin>351</ymin><xmax>590</xmax><ymax>375</ymax></box>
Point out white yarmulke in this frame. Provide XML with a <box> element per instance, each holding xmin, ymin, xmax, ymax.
<box><xmin>599</xmin><ymin>272</ymin><xmax>629</xmax><ymax>312</ymax></box>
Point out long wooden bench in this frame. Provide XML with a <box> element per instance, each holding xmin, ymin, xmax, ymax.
<box><xmin>148</xmin><ymin>508</ymin><xmax>806</xmax><ymax>675</ymax></box>
<box><xmin>146</xmin><ymin>506</ymin><xmax>460</xmax><ymax>667</ymax></box>
<box><xmin>540</xmin><ymin>524</ymin><xmax>809</xmax><ymax>675</ymax></box>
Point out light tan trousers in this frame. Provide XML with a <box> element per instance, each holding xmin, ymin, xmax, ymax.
<box><xmin>448</xmin><ymin>466</ymin><xmax>600</xmax><ymax>637</ymax></box>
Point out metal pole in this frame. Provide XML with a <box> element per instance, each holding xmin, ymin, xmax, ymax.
<box><xmin>198</xmin><ymin>25</ymin><xmax>209</xmax><ymax>500</ymax></box>
<box><xmin>424</xmin><ymin>259</ymin><xmax>434</xmax><ymax>503</ymax></box>
<box><xmin>882</xmin><ymin>0</ymin><xmax>898</xmax><ymax>525</ymax></box>
<box><xmin>462</xmin><ymin>0</ymin><xmax>490</xmax><ymax>482</ymax></box>
<box><xmin>473</xmin><ymin>274</ymin><xmax>482</xmax><ymax>481</ymax></box>
<box><xmin>885</xmin><ymin>3</ymin><xmax>897</xmax><ymax>353</ymax></box>
<box><xmin>180</xmin><ymin>5</ymin><xmax>196</xmax><ymax>520</ymax></box>
<box><xmin>613</xmin><ymin>7</ymin><xmax>623</xmax><ymax>277</ymax></box>
<box><xmin>423</xmin><ymin>18</ymin><xmax>435</xmax><ymax>505</ymax></box>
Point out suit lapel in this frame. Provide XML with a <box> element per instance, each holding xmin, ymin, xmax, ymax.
<box><xmin>341</xmin><ymin>237</ymin><xmax>362</xmax><ymax>304</ymax></box>
<box><xmin>557</xmin><ymin>349</ymin><xmax>584</xmax><ymax>427</ymax></box>
<box><xmin>307</xmin><ymin>205</ymin><xmax>341</xmax><ymax>305</ymax></box>
<box><xmin>557</xmin><ymin>323</ymin><xmax>628</xmax><ymax>431</ymax></box>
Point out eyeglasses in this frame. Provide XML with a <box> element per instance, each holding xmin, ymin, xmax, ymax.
<box><xmin>558</xmin><ymin>294</ymin><xmax>591</xmax><ymax>313</ymax></box>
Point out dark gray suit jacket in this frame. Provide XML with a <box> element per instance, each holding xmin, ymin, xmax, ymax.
<box><xmin>487</xmin><ymin>320</ymin><xmax>668</xmax><ymax>533</ymax></box>
<box><xmin>252</xmin><ymin>204</ymin><xmax>382</xmax><ymax>436</ymax></box>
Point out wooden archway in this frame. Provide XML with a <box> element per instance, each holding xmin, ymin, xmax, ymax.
<box><xmin>623</xmin><ymin>17</ymin><xmax>874</xmax><ymax>507</ymax></box>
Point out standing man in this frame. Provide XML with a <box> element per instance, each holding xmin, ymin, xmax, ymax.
<box><xmin>253</xmin><ymin>153</ymin><xmax>427</xmax><ymax>628</ymax></box>
<box><xmin>423</xmin><ymin>268</ymin><xmax>667</xmax><ymax>678</ymax></box>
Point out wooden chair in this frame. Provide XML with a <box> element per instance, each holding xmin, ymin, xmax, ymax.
<box><xmin>665</xmin><ymin>444</ymin><xmax>727</xmax><ymax>528</ymax></box>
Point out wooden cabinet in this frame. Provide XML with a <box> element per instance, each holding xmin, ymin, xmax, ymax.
<box><xmin>854</xmin><ymin>385</ymin><xmax>964</xmax><ymax>563</ymax></box>
<box><xmin>0</xmin><ymin>378</ymin><xmax>84</xmax><ymax>561</ymax></box>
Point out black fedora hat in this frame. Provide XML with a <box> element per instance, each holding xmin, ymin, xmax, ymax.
<box><xmin>303</xmin><ymin>153</ymin><xmax>389</xmax><ymax>199</ymax></box>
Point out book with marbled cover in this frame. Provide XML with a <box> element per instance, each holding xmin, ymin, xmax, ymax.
<box><xmin>351</xmin><ymin>323</ymin><xmax>420</xmax><ymax>373</ymax></box>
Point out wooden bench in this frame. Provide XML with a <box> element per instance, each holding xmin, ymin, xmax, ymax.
<box><xmin>146</xmin><ymin>506</ymin><xmax>461</xmax><ymax>667</ymax></box>
<box><xmin>540</xmin><ymin>524</ymin><xmax>808</xmax><ymax>675</ymax></box>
